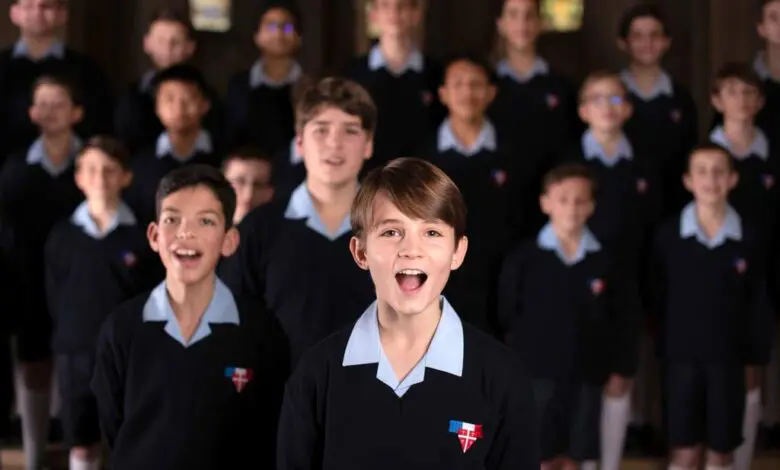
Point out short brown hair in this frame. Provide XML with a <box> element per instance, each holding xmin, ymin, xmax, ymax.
<box><xmin>223</xmin><ymin>145</ymin><xmax>273</xmax><ymax>171</ymax></box>
<box><xmin>712</xmin><ymin>62</ymin><xmax>764</xmax><ymax>95</ymax></box>
<box><xmin>78</xmin><ymin>136</ymin><xmax>132</xmax><ymax>170</ymax></box>
<box><xmin>686</xmin><ymin>143</ymin><xmax>735</xmax><ymax>173</ymax></box>
<box><xmin>147</xmin><ymin>6</ymin><xmax>195</xmax><ymax>38</ymax></box>
<box><xmin>32</xmin><ymin>74</ymin><xmax>83</xmax><ymax>106</ymax></box>
<box><xmin>368</xmin><ymin>0</ymin><xmax>421</xmax><ymax>8</ymax></box>
<box><xmin>542</xmin><ymin>163</ymin><xmax>597</xmax><ymax>196</ymax></box>
<box><xmin>579</xmin><ymin>70</ymin><xmax>627</xmax><ymax>103</ymax></box>
<box><xmin>295</xmin><ymin>77</ymin><xmax>377</xmax><ymax>134</ymax></box>
<box><xmin>351</xmin><ymin>158</ymin><xmax>467</xmax><ymax>240</ymax></box>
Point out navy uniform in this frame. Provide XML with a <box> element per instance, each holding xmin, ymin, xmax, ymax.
<box><xmin>219</xmin><ymin>183</ymin><xmax>375</xmax><ymax>365</ymax></box>
<box><xmin>753</xmin><ymin>55</ymin><xmax>780</xmax><ymax>149</ymax></box>
<box><xmin>277</xmin><ymin>297</ymin><xmax>539</xmax><ymax>470</ymax></box>
<box><xmin>498</xmin><ymin>225</ymin><xmax>641</xmax><ymax>462</ymax></box>
<box><xmin>271</xmin><ymin>137</ymin><xmax>306</xmax><ymax>200</ymax></box>
<box><xmin>45</xmin><ymin>202</ymin><xmax>160</xmax><ymax>448</ymax></box>
<box><xmin>91</xmin><ymin>278</ymin><xmax>289</xmax><ymax>470</ymax></box>
<box><xmin>0</xmin><ymin>209</ymin><xmax>24</xmax><ymax>438</ymax></box>
<box><xmin>652</xmin><ymin>204</ymin><xmax>774</xmax><ymax>453</ymax></box>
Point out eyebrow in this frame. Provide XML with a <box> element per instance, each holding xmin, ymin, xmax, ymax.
<box><xmin>159</xmin><ymin>207</ymin><xmax>223</xmax><ymax>217</ymax></box>
<box><xmin>373</xmin><ymin>217</ymin><xmax>443</xmax><ymax>227</ymax></box>
<box><xmin>311</xmin><ymin>120</ymin><xmax>361</xmax><ymax>127</ymax></box>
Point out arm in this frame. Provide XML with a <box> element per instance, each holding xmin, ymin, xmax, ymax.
<box><xmin>90</xmin><ymin>316</ymin><xmax>126</xmax><ymax>449</ymax></box>
<box><xmin>276</xmin><ymin>358</ymin><xmax>324</xmax><ymax>470</ymax></box>
<box><xmin>43</xmin><ymin>229</ymin><xmax>60</xmax><ymax>325</ymax></box>
<box><xmin>743</xmin><ymin>243</ymin><xmax>775</xmax><ymax>366</ymax></box>
<box><xmin>607</xmin><ymin>258</ymin><xmax>643</xmax><ymax>377</ymax></box>
<box><xmin>496</xmin><ymin>247</ymin><xmax>525</xmax><ymax>340</ymax></box>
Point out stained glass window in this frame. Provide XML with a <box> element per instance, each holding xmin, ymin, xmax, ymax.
<box><xmin>541</xmin><ymin>0</ymin><xmax>584</xmax><ymax>32</ymax></box>
<box><xmin>190</xmin><ymin>0</ymin><xmax>232</xmax><ymax>32</ymax></box>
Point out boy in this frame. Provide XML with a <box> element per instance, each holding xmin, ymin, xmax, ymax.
<box><xmin>651</xmin><ymin>144</ymin><xmax>774</xmax><ymax>470</ymax></box>
<box><xmin>558</xmin><ymin>70</ymin><xmax>661</xmax><ymax>470</ymax></box>
<box><xmin>125</xmin><ymin>64</ymin><xmax>220</xmax><ymax>225</ymax></box>
<box><xmin>0</xmin><ymin>0</ymin><xmax>113</xmax><ymax>162</ymax></box>
<box><xmin>753</xmin><ymin>0</ymin><xmax>780</xmax><ymax>148</ymax></box>
<box><xmin>271</xmin><ymin>136</ymin><xmax>306</xmax><ymax>198</ymax></box>
<box><xmin>91</xmin><ymin>164</ymin><xmax>289</xmax><ymax>470</ymax></box>
<box><xmin>219</xmin><ymin>77</ymin><xmax>377</xmax><ymax>365</ymax></box>
<box><xmin>226</xmin><ymin>1</ymin><xmax>304</xmax><ymax>155</ymax></box>
<box><xmin>222</xmin><ymin>146</ymin><xmax>275</xmax><ymax>224</ymax></box>
<box><xmin>617</xmin><ymin>4</ymin><xmax>698</xmax><ymax>215</ymax></box>
<box><xmin>0</xmin><ymin>74</ymin><xmax>85</xmax><ymax>470</ymax></box>
<box><xmin>345</xmin><ymin>0</ymin><xmax>445</xmax><ymax>170</ymax></box>
<box><xmin>498</xmin><ymin>163</ymin><xmax>640</xmax><ymax>470</ymax></box>
<box><xmin>45</xmin><ymin>136</ymin><xmax>160</xmax><ymax>470</ymax></box>
<box><xmin>415</xmin><ymin>53</ymin><xmax>515</xmax><ymax>332</ymax></box>
<box><xmin>114</xmin><ymin>7</ymin><xmax>224</xmax><ymax>154</ymax></box>
<box><xmin>277</xmin><ymin>157</ymin><xmax>539</xmax><ymax>470</ymax></box>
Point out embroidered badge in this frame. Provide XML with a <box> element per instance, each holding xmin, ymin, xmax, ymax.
<box><xmin>735</xmin><ymin>258</ymin><xmax>747</xmax><ymax>275</ymax></box>
<box><xmin>121</xmin><ymin>251</ymin><xmax>137</xmax><ymax>267</ymax></box>
<box><xmin>763</xmin><ymin>174</ymin><xmax>775</xmax><ymax>190</ymax></box>
<box><xmin>225</xmin><ymin>367</ymin><xmax>253</xmax><ymax>393</ymax></box>
<box><xmin>421</xmin><ymin>90</ymin><xmax>433</xmax><ymax>106</ymax></box>
<box><xmin>492</xmin><ymin>169</ymin><xmax>508</xmax><ymax>187</ymax></box>
<box><xmin>546</xmin><ymin>93</ymin><xmax>560</xmax><ymax>110</ymax></box>
<box><xmin>670</xmin><ymin>109</ymin><xmax>682</xmax><ymax>123</ymax></box>
<box><xmin>636</xmin><ymin>178</ymin><xmax>648</xmax><ymax>194</ymax></box>
<box><xmin>449</xmin><ymin>420</ymin><xmax>483</xmax><ymax>453</ymax></box>
<box><xmin>590</xmin><ymin>278</ymin><xmax>605</xmax><ymax>296</ymax></box>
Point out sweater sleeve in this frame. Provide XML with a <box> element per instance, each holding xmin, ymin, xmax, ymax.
<box><xmin>497</xmin><ymin>246</ymin><xmax>527</xmax><ymax>338</ymax></box>
<box><xmin>91</xmin><ymin>313</ymin><xmax>127</xmax><ymax>448</ymax></box>
<box><xmin>607</xmin><ymin>258</ymin><xmax>643</xmax><ymax>376</ymax></box>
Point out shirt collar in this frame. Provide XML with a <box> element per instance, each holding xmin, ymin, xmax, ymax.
<box><xmin>139</xmin><ymin>69</ymin><xmax>157</xmax><ymax>93</ymax></box>
<box><xmin>12</xmin><ymin>39</ymin><xmax>65</xmax><ymax>60</ymax></box>
<box><xmin>342</xmin><ymin>297</ymin><xmax>464</xmax><ymax>396</ymax></box>
<box><xmin>437</xmin><ymin>119</ymin><xmax>497</xmax><ymax>157</ymax></box>
<box><xmin>619</xmin><ymin>69</ymin><xmax>673</xmax><ymax>101</ymax></box>
<box><xmin>367</xmin><ymin>45</ymin><xmax>424</xmax><ymax>75</ymax></box>
<box><xmin>70</xmin><ymin>201</ymin><xmax>137</xmax><ymax>240</ymax></box>
<box><xmin>709</xmin><ymin>126</ymin><xmax>769</xmax><ymax>161</ymax></box>
<box><xmin>581</xmin><ymin>130</ymin><xmax>633</xmax><ymax>167</ymax></box>
<box><xmin>284</xmin><ymin>182</ymin><xmax>353</xmax><ymax>240</ymax></box>
<box><xmin>680</xmin><ymin>202</ymin><xmax>742</xmax><ymax>249</ymax></box>
<box><xmin>26</xmin><ymin>135</ymin><xmax>82</xmax><ymax>177</ymax></box>
<box><xmin>142</xmin><ymin>278</ymin><xmax>240</xmax><ymax>347</ymax></box>
<box><xmin>537</xmin><ymin>222</ymin><xmax>601</xmax><ymax>265</ymax></box>
<box><xmin>289</xmin><ymin>138</ymin><xmax>303</xmax><ymax>165</ymax></box>
<box><xmin>155</xmin><ymin>130</ymin><xmax>213</xmax><ymax>161</ymax></box>
<box><xmin>754</xmin><ymin>53</ymin><xmax>774</xmax><ymax>82</ymax></box>
<box><xmin>249</xmin><ymin>60</ymin><xmax>302</xmax><ymax>88</ymax></box>
<box><xmin>496</xmin><ymin>57</ymin><xmax>549</xmax><ymax>83</ymax></box>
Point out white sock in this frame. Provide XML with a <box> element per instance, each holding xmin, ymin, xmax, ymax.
<box><xmin>705</xmin><ymin>465</ymin><xmax>733</xmax><ymax>470</ymax></box>
<box><xmin>734</xmin><ymin>389</ymin><xmax>761</xmax><ymax>470</ymax></box>
<box><xmin>581</xmin><ymin>460</ymin><xmax>597</xmax><ymax>470</ymax></box>
<box><xmin>69</xmin><ymin>454</ymin><xmax>101</xmax><ymax>470</ymax></box>
<box><xmin>19</xmin><ymin>387</ymin><xmax>51</xmax><ymax>470</ymax></box>
<box><xmin>601</xmin><ymin>393</ymin><xmax>631</xmax><ymax>470</ymax></box>
<box><xmin>669</xmin><ymin>466</ymin><xmax>692</xmax><ymax>470</ymax></box>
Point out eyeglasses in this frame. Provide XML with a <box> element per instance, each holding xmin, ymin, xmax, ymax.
<box><xmin>582</xmin><ymin>94</ymin><xmax>626</xmax><ymax>106</ymax></box>
<box><xmin>264</xmin><ymin>22</ymin><xmax>296</xmax><ymax>35</ymax></box>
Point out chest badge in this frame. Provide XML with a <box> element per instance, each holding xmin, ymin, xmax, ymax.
<box><xmin>735</xmin><ymin>258</ymin><xmax>747</xmax><ymax>275</ymax></box>
<box><xmin>590</xmin><ymin>278</ymin><xmax>605</xmax><ymax>296</ymax></box>
<box><xmin>492</xmin><ymin>169</ymin><xmax>508</xmax><ymax>187</ymax></box>
<box><xmin>449</xmin><ymin>420</ymin><xmax>483</xmax><ymax>453</ymax></box>
<box><xmin>421</xmin><ymin>90</ymin><xmax>434</xmax><ymax>106</ymax></box>
<box><xmin>670</xmin><ymin>109</ymin><xmax>682</xmax><ymax>123</ymax></box>
<box><xmin>636</xmin><ymin>178</ymin><xmax>648</xmax><ymax>194</ymax></box>
<box><xmin>121</xmin><ymin>251</ymin><xmax>137</xmax><ymax>267</ymax></box>
<box><xmin>763</xmin><ymin>174</ymin><xmax>775</xmax><ymax>190</ymax></box>
<box><xmin>225</xmin><ymin>367</ymin><xmax>253</xmax><ymax>393</ymax></box>
<box><xmin>546</xmin><ymin>93</ymin><xmax>560</xmax><ymax>110</ymax></box>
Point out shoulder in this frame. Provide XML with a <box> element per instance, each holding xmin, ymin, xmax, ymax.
<box><xmin>239</xmin><ymin>198</ymin><xmax>288</xmax><ymax>236</ymax></box>
<box><xmin>0</xmin><ymin>151</ymin><xmax>33</xmax><ymax>186</ymax></box>
<box><xmin>287</xmin><ymin>326</ymin><xmax>352</xmax><ymax>386</ymax></box>
<box><xmin>234</xmin><ymin>296</ymin><xmax>285</xmax><ymax>343</ymax></box>
<box><xmin>463</xmin><ymin>323</ymin><xmax>532</xmax><ymax>391</ymax></box>
<box><xmin>46</xmin><ymin>219</ymin><xmax>78</xmax><ymax>248</ymax></box>
<box><xmin>655</xmin><ymin>215</ymin><xmax>680</xmax><ymax>246</ymax></box>
<box><xmin>556</xmin><ymin>141</ymin><xmax>585</xmax><ymax>164</ymax></box>
<box><xmin>0</xmin><ymin>47</ymin><xmax>12</xmax><ymax>65</ymax></box>
<box><xmin>505</xmin><ymin>239</ymin><xmax>540</xmax><ymax>265</ymax></box>
<box><xmin>344</xmin><ymin>55</ymin><xmax>371</xmax><ymax>79</ymax></box>
<box><xmin>228</xmin><ymin>69</ymin><xmax>251</xmax><ymax>89</ymax></box>
<box><xmin>99</xmin><ymin>292</ymin><xmax>151</xmax><ymax>344</ymax></box>
<box><xmin>543</xmin><ymin>68</ymin><xmax>577</xmax><ymax>91</ymax></box>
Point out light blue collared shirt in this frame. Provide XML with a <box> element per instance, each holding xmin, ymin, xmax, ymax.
<box><xmin>289</xmin><ymin>138</ymin><xmax>303</xmax><ymax>165</ymax></box>
<box><xmin>26</xmin><ymin>135</ymin><xmax>83</xmax><ymax>177</ymax></box>
<box><xmin>619</xmin><ymin>69</ymin><xmax>673</xmax><ymax>101</ymax></box>
<box><xmin>71</xmin><ymin>201</ymin><xmax>137</xmax><ymax>240</ymax></box>
<box><xmin>12</xmin><ymin>39</ymin><xmax>65</xmax><ymax>60</ymax></box>
<box><xmin>142</xmin><ymin>278</ymin><xmax>240</xmax><ymax>347</ymax></box>
<box><xmin>367</xmin><ymin>45</ymin><xmax>424</xmax><ymax>75</ymax></box>
<box><xmin>437</xmin><ymin>119</ymin><xmax>497</xmax><ymax>157</ymax></box>
<box><xmin>155</xmin><ymin>130</ymin><xmax>213</xmax><ymax>161</ymax></box>
<box><xmin>754</xmin><ymin>53</ymin><xmax>775</xmax><ymax>83</ymax></box>
<box><xmin>249</xmin><ymin>60</ymin><xmax>302</xmax><ymax>89</ymax></box>
<box><xmin>139</xmin><ymin>70</ymin><xmax>156</xmax><ymax>93</ymax></box>
<box><xmin>709</xmin><ymin>126</ymin><xmax>769</xmax><ymax>161</ymax></box>
<box><xmin>537</xmin><ymin>222</ymin><xmax>601</xmax><ymax>266</ymax></box>
<box><xmin>680</xmin><ymin>202</ymin><xmax>742</xmax><ymax>249</ymax></box>
<box><xmin>342</xmin><ymin>297</ymin><xmax>464</xmax><ymax>398</ymax></box>
<box><xmin>284</xmin><ymin>183</ymin><xmax>352</xmax><ymax>240</ymax></box>
<box><xmin>496</xmin><ymin>57</ymin><xmax>549</xmax><ymax>83</ymax></box>
<box><xmin>581</xmin><ymin>130</ymin><xmax>633</xmax><ymax>167</ymax></box>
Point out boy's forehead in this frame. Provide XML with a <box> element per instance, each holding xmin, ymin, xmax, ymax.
<box><xmin>691</xmin><ymin>150</ymin><xmax>731</xmax><ymax>167</ymax></box>
<box><xmin>307</xmin><ymin>106</ymin><xmax>362</xmax><ymax>125</ymax></box>
<box><xmin>162</xmin><ymin>185</ymin><xmax>223</xmax><ymax>213</ymax></box>
<box><xmin>548</xmin><ymin>177</ymin><xmax>592</xmax><ymax>193</ymax></box>
<box><xmin>159</xmin><ymin>80</ymin><xmax>202</xmax><ymax>97</ymax></box>
<box><xmin>149</xmin><ymin>19</ymin><xmax>189</xmax><ymax>37</ymax></box>
<box><xmin>764</xmin><ymin>0</ymin><xmax>780</xmax><ymax>14</ymax></box>
<box><xmin>629</xmin><ymin>15</ymin><xmax>664</xmax><ymax>32</ymax></box>
<box><xmin>584</xmin><ymin>77</ymin><xmax>625</xmax><ymax>95</ymax></box>
<box><xmin>445</xmin><ymin>60</ymin><xmax>488</xmax><ymax>81</ymax></box>
<box><xmin>719</xmin><ymin>77</ymin><xmax>758</xmax><ymax>90</ymax></box>
<box><xmin>261</xmin><ymin>7</ymin><xmax>293</xmax><ymax>23</ymax></box>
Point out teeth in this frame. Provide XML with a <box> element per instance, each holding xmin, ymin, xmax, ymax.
<box><xmin>175</xmin><ymin>249</ymin><xmax>197</xmax><ymax>256</ymax></box>
<box><xmin>397</xmin><ymin>269</ymin><xmax>425</xmax><ymax>276</ymax></box>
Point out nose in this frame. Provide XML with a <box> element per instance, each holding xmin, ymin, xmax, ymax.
<box><xmin>325</xmin><ymin>129</ymin><xmax>343</xmax><ymax>149</ymax></box>
<box><xmin>175</xmin><ymin>219</ymin><xmax>197</xmax><ymax>239</ymax></box>
<box><xmin>398</xmin><ymin>233</ymin><xmax>424</xmax><ymax>259</ymax></box>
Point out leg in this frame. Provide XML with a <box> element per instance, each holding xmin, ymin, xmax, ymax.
<box><xmin>705</xmin><ymin>449</ymin><xmax>734</xmax><ymax>470</ymax></box>
<box><xmin>669</xmin><ymin>446</ymin><xmax>702</xmax><ymax>470</ymax></box>
<box><xmin>57</xmin><ymin>354</ymin><xmax>102</xmax><ymax>470</ymax></box>
<box><xmin>733</xmin><ymin>366</ymin><xmax>761</xmax><ymax>470</ymax></box>
<box><xmin>706</xmin><ymin>363</ymin><xmax>745</xmax><ymax>470</ymax></box>
<box><xmin>666</xmin><ymin>362</ymin><xmax>705</xmax><ymax>470</ymax></box>
<box><xmin>762</xmin><ymin>329</ymin><xmax>780</xmax><ymax>447</ymax></box>
<box><xmin>601</xmin><ymin>375</ymin><xmax>632</xmax><ymax>470</ymax></box>
<box><xmin>560</xmin><ymin>457</ymin><xmax>581</xmax><ymax>470</ymax></box>
<box><xmin>571</xmin><ymin>384</ymin><xmax>602</xmax><ymax>470</ymax></box>
<box><xmin>535</xmin><ymin>380</ymin><xmax>569</xmax><ymax>469</ymax></box>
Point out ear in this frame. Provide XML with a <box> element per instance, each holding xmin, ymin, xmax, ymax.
<box><xmin>199</xmin><ymin>96</ymin><xmax>211</xmax><ymax>116</ymax></box>
<box><xmin>711</xmin><ymin>94</ymin><xmax>724</xmax><ymax>112</ymax></box>
<box><xmin>450</xmin><ymin>236</ymin><xmax>468</xmax><ymax>270</ymax></box>
<box><xmin>661</xmin><ymin>36</ymin><xmax>672</xmax><ymax>53</ymax></box>
<box><xmin>349</xmin><ymin>236</ymin><xmax>370</xmax><ymax>271</ymax></box>
<box><xmin>295</xmin><ymin>133</ymin><xmax>304</xmax><ymax>157</ymax></box>
<box><xmin>184</xmin><ymin>40</ymin><xmax>196</xmax><ymax>60</ymax></box>
<box><xmin>616</xmin><ymin>38</ymin><xmax>628</xmax><ymax>53</ymax></box>
<box><xmin>757</xmin><ymin>94</ymin><xmax>766</xmax><ymax>112</ymax></box>
<box><xmin>28</xmin><ymin>104</ymin><xmax>37</xmax><ymax>124</ymax></box>
<box><xmin>363</xmin><ymin>136</ymin><xmax>374</xmax><ymax>160</ymax></box>
<box><xmin>120</xmin><ymin>170</ymin><xmax>134</xmax><ymax>189</ymax></box>
<box><xmin>577</xmin><ymin>102</ymin><xmax>589</xmax><ymax>124</ymax></box>
<box><xmin>496</xmin><ymin>17</ymin><xmax>505</xmax><ymax>38</ymax></box>
<box><xmin>74</xmin><ymin>166</ymin><xmax>86</xmax><ymax>193</ymax></box>
<box><xmin>727</xmin><ymin>170</ymin><xmax>739</xmax><ymax>190</ymax></box>
<box><xmin>438</xmin><ymin>84</ymin><xmax>448</xmax><ymax>106</ymax></box>
<box><xmin>485</xmin><ymin>84</ymin><xmax>497</xmax><ymax>106</ymax></box>
<box><xmin>622</xmin><ymin>100</ymin><xmax>634</xmax><ymax>120</ymax></box>
<box><xmin>539</xmin><ymin>193</ymin><xmax>551</xmax><ymax>216</ymax></box>
<box><xmin>220</xmin><ymin>227</ymin><xmax>240</xmax><ymax>257</ymax></box>
<box><xmin>71</xmin><ymin>105</ymin><xmax>84</xmax><ymax>125</ymax></box>
<box><xmin>147</xmin><ymin>222</ymin><xmax>161</xmax><ymax>253</ymax></box>
<box><xmin>682</xmin><ymin>172</ymin><xmax>693</xmax><ymax>193</ymax></box>
<box><xmin>9</xmin><ymin>3</ymin><xmax>20</xmax><ymax>27</ymax></box>
<box><xmin>758</xmin><ymin>23</ymin><xmax>767</xmax><ymax>40</ymax></box>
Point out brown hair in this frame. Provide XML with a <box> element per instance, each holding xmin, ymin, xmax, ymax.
<box><xmin>686</xmin><ymin>143</ymin><xmax>735</xmax><ymax>173</ymax></box>
<box><xmin>711</xmin><ymin>62</ymin><xmax>764</xmax><ymax>96</ymax></box>
<box><xmin>351</xmin><ymin>157</ymin><xmax>467</xmax><ymax>240</ymax></box>
<box><xmin>295</xmin><ymin>77</ymin><xmax>377</xmax><ymax>134</ymax></box>
<box><xmin>578</xmin><ymin>70</ymin><xmax>627</xmax><ymax>103</ymax></box>
<box><xmin>32</xmin><ymin>74</ymin><xmax>83</xmax><ymax>106</ymax></box>
<box><xmin>147</xmin><ymin>6</ymin><xmax>195</xmax><ymax>39</ymax></box>
<box><xmin>367</xmin><ymin>0</ymin><xmax>421</xmax><ymax>8</ymax></box>
<box><xmin>222</xmin><ymin>145</ymin><xmax>273</xmax><ymax>170</ymax></box>
<box><xmin>78</xmin><ymin>136</ymin><xmax>132</xmax><ymax>170</ymax></box>
<box><xmin>542</xmin><ymin>163</ymin><xmax>597</xmax><ymax>196</ymax></box>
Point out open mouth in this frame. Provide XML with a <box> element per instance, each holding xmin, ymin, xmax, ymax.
<box><xmin>395</xmin><ymin>269</ymin><xmax>428</xmax><ymax>293</ymax></box>
<box><xmin>323</xmin><ymin>157</ymin><xmax>345</xmax><ymax>166</ymax></box>
<box><xmin>173</xmin><ymin>248</ymin><xmax>203</xmax><ymax>264</ymax></box>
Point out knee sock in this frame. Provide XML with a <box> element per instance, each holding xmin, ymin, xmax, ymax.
<box><xmin>705</xmin><ymin>465</ymin><xmax>733</xmax><ymax>470</ymax></box>
<box><xmin>69</xmin><ymin>454</ymin><xmax>101</xmax><ymax>470</ymax></box>
<box><xmin>601</xmin><ymin>393</ymin><xmax>631</xmax><ymax>470</ymax></box>
<box><xmin>734</xmin><ymin>389</ymin><xmax>761</xmax><ymax>470</ymax></box>
<box><xmin>18</xmin><ymin>386</ymin><xmax>50</xmax><ymax>470</ymax></box>
<box><xmin>581</xmin><ymin>460</ymin><xmax>597</xmax><ymax>470</ymax></box>
<box><xmin>668</xmin><ymin>466</ymin><xmax>692</xmax><ymax>470</ymax></box>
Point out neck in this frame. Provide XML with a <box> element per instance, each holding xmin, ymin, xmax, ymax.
<box><xmin>42</xmin><ymin>131</ymin><xmax>73</xmax><ymax>165</ymax></box>
<box><xmin>261</xmin><ymin>56</ymin><xmax>295</xmax><ymax>82</ymax></box>
<box><xmin>506</xmin><ymin>46</ymin><xmax>537</xmax><ymax>73</ymax></box>
<box><xmin>376</xmin><ymin>298</ymin><xmax>441</xmax><ymax>349</ymax></box>
<box><xmin>696</xmin><ymin>202</ymin><xmax>728</xmax><ymax>225</ymax></box>
<box><xmin>169</xmin><ymin>129</ymin><xmax>201</xmax><ymax>159</ymax></box>
<box><xmin>591</xmin><ymin>128</ymin><xmax>622</xmax><ymax>145</ymax></box>
<box><xmin>723</xmin><ymin>120</ymin><xmax>755</xmax><ymax>142</ymax></box>
<box><xmin>306</xmin><ymin>177</ymin><xmax>359</xmax><ymax>212</ymax></box>
<box><xmin>19</xmin><ymin>34</ymin><xmax>58</xmax><ymax>60</ymax></box>
<box><xmin>628</xmin><ymin>62</ymin><xmax>662</xmax><ymax>78</ymax></box>
<box><xmin>765</xmin><ymin>45</ymin><xmax>780</xmax><ymax>78</ymax></box>
<box><xmin>379</xmin><ymin>36</ymin><xmax>415</xmax><ymax>62</ymax></box>
<box><xmin>551</xmin><ymin>224</ymin><xmax>583</xmax><ymax>244</ymax></box>
<box><xmin>87</xmin><ymin>199</ymin><xmax>121</xmax><ymax>232</ymax></box>
<box><xmin>166</xmin><ymin>273</ymin><xmax>216</xmax><ymax>322</ymax></box>
<box><xmin>450</xmin><ymin>117</ymin><xmax>484</xmax><ymax>147</ymax></box>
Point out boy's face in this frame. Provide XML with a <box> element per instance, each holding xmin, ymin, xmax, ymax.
<box><xmin>684</xmin><ymin>150</ymin><xmax>738</xmax><ymax>206</ymax></box>
<box><xmin>439</xmin><ymin>60</ymin><xmax>496</xmax><ymax>123</ymax></box>
<box><xmin>350</xmin><ymin>192</ymin><xmax>467</xmax><ymax>317</ymax></box>
<box><xmin>298</xmin><ymin>106</ymin><xmax>373</xmax><ymax>189</ymax></box>
<box><xmin>148</xmin><ymin>185</ymin><xmax>239</xmax><ymax>287</ymax></box>
<box><xmin>618</xmin><ymin>16</ymin><xmax>670</xmax><ymax>66</ymax></box>
<box><xmin>29</xmin><ymin>83</ymin><xmax>83</xmax><ymax>134</ymax></box>
<box><xmin>224</xmin><ymin>158</ymin><xmax>274</xmax><ymax>224</ymax></box>
<box><xmin>369</xmin><ymin>0</ymin><xmax>421</xmax><ymax>39</ymax></box>
<box><xmin>758</xmin><ymin>1</ymin><xmax>780</xmax><ymax>46</ymax></box>
<box><xmin>496</xmin><ymin>0</ymin><xmax>541</xmax><ymax>52</ymax></box>
<box><xmin>712</xmin><ymin>79</ymin><xmax>764</xmax><ymax>123</ymax></box>
<box><xmin>156</xmin><ymin>81</ymin><xmax>210</xmax><ymax>134</ymax></box>
<box><xmin>143</xmin><ymin>20</ymin><xmax>195</xmax><ymax>70</ymax></box>
<box><xmin>75</xmin><ymin>148</ymin><xmax>132</xmax><ymax>203</ymax></box>
<box><xmin>254</xmin><ymin>7</ymin><xmax>300</xmax><ymax>58</ymax></box>
<box><xmin>540</xmin><ymin>177</ymin><xmax>594</xmax><ymax>235</ymax></box>
<box><xmin>578</xmin><ymin>78</ymin><xmax>632</xmax><ymax>133</ymax></box>
<box><xmin>10</xmin><ymin>0</ymin><xmax>66</xmax><ymax>37</ymax></box>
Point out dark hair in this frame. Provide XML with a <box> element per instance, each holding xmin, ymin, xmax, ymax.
<box><xmin>618</xmin><ymin>4</ymin><xmax>670</xmax><ymax>39</ymax></box>
<box><xmin>223</xmin><ymin>145</ymin><xmax>274</xmax><ymax>171</ymax></box>
<box><xmin>147</xmin><ymin>6</ymin><xmax>195</xmax><ymax>39</ymax></box>
<box><xmin>351</xmin><ymin>157</ymin><xmax>467</xmax><ymax>241</ymax></box>
<box><xmin>578</xmin><ymin>70</ymin><xmax>627</xmax><ymax>103</ymax></box>
<box><xmin>497</xmin><ymin>0</ymin><xmax>541</xmax><ymax>18</ymax></box>
<box><xmin>152</xmin><ymin>64</ymin><xmax>210</xmax><ymax>99</ymax></box>
<box><xmin>31</xmin><ymin>74</ymin><xmax>83</xmax><ymax>106</ymax></box>
<box><xmin>442</xmin><ymin>52</ymin><xmax>497</xmax><ymax>85</ymax></box>
<box><xmin>712</xmin><ymin>62</ymin><xmax>764</xmax><ymax>95</ymax></box>
<box><xmin>367</xmin><ymin>0</ymin><xmax>421</xmax><ymax>8</ymax></box>
<box><xmin>687</xmin><ymin>142</ymin><xmax>735</xmax><ymax>173</ymax></box>
<box><xmin>542</xmin><ymin>163</ymin><xmax>597</xmax><ymax>196</ymax></box>
<box><xmin>295</xmin><ymin>77</ymin><xmax>377</xmax><ymax>134</ymax></box>
<box><xmin>257</xmin><ymin>0</ymin><xmax>303</xmax><ymax>34</ymax></box>
<box><xmin>155</xmin><ymin>165</ymin><xmax>237</xmax><ymax>230</ymax></box>
<box><xmin>761</xmin><ymin>0</ymin><xmax>780</xmax><ymax>16</ymax></box>
<box><xmin>78</xmin><ymin>136</ymin><xmax>131</xmax><ymax>170</ymax></box>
